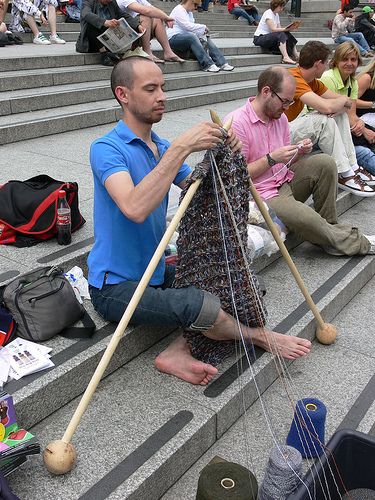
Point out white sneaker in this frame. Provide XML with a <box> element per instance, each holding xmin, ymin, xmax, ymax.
<box><xmin>33</xmin><ymin>33</ymin><xmax>51</xmax><ymax>45</ymax></box>
<box><xmin>364</xmin><ymin>234</ymin><xmax>375</xmax><ymax>254</ymax></box>
<box><xmin>355</xmin><ymin>166</ymin><xmax>375</xmax><ymax>186</ymax></box>
<box><xmin>204</xmin><ymin>64</ymin><xmax>220</xmax><ymax>72</ymax></box>
<box><xmin>50</xmin><ymin>34</ymin><xmax>66</xmax><ymax>44</ymax></box>
<box><xmin>221</xmin><ymin>63</ymin><xmax>234</xmax><ymax>71</ymax></box>
<box><xmin>338</xmin><ymin>174</ymin><xmax>375</xmax><ymax>197</ymax></box>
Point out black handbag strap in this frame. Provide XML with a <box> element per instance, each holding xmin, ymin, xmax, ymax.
<box><xmin>60</xmin><ymin>309</ymin><xmax>96</xmax><ymax>339</ymax></box>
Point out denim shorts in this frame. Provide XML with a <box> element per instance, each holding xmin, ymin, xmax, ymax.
<box><xmin>89</xmin><ymin>266</ymin><xmax>221</xmax><ymax>331</ymax></box>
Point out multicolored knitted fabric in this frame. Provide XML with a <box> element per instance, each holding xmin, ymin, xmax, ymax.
<box><xmin>173</xmin><ymin>142</ymin><xmax>267</xmax><ymax>366</ymax></box>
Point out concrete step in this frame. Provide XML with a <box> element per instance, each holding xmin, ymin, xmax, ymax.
<box><xmin>16</xmin><ymin>27</ymin><xmax>330</xmax><ymax>43</ymax></box>
<box><xmin>5</xmin><ymin>194</ymin><xmax>375</xmax><ymax>500</ymax></box>
<box><xmin>0</xmin><ymin>60</ymin><xmax>282</xmax><ymax>116</ymax></box>
<box><xmin>0</xmin><ymin>43</ymin><xmax>280</xmax><ymax>72</ymax></box>
<box><xmin>0</xmin><ymin>78</ymin><xmax>262</xmax><ymax>144</ymax></box>
<box><xmin>0</xmin><ymin>53</ymin><xmax>277</xmax><ymax>93</ymax></box>
<box><xmin>162</xmin><ymin>273</ymin><xmax>375</xmax><ymax>499</ymax></box>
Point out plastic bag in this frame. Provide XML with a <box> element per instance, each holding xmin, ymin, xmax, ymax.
<box><xmin>247</xmin><ymin>200</ymin><xmax>287</xmax><ymax>260</ymax></box>
<box><xmin>64</xmin><ymin>266</ymin><xmax>90</xmax><ymax>303</ymax></box>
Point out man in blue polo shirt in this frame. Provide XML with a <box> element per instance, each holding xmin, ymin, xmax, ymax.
<box><xmin>88</xmin><ymin>56</ymin><xmax>311</xmax><ymax>385</ymax></box>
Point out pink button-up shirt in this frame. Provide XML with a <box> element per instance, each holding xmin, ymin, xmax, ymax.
<box><xmin>225</xmin><ymin>97</ymin><xmax>294</xmax><ymax>200</ymax></box>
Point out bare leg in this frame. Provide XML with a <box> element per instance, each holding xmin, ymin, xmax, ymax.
<box><xmin>25</xmin><ymin>15</ymin><xmax>40</xmax><ymax>37</ymax></box>
<box><xmin>279</xmin><ymin>41</ymin><xmax>296</xmax><ymax>64</ymax></box>
<box><xmin>153</xmin><ymin>18</ymin><xmax>184</xmax><ymax>61</ymax></box>
<box><xmin>0</xmin><ymin>0</ymin><xmax>9</xmax><ymax>25</ymax></box>
<box><xmin>204</xmin><ymin>309</ymin><xmax>311</xmax><ymax>360</ymax></box>
<box><xmin>155</xmin><ymin>335</ymin><xmax>218</xmax><ymax>385</ymax></box>
<box><xmin>139</xmin><ymin>15</ymin><xmax>155</xmax><ymax>59</ymax></box>
<box><xmin>292</xmin><ymin>45</ymin><xmax>300</xmax><ymax>61</ymax></box>
<box><xmin>47</xmin><ymin>4</ymin><xmax>57</xmax><ymax>36</ymax></box>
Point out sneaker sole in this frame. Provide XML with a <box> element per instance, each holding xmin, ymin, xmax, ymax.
<box><xmin>338</xmin><ymin>183</ymin><xmax>375</xmax><ymax>197</ymax></box>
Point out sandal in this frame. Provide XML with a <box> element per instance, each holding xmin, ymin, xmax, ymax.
<box><xmin>281</xmin><ymin>59</ymin><xmax>297</xmax><ymax>65</ymax></box>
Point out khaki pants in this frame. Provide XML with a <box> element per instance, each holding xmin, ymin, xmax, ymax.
<box><xmin>289</xmin><ymin>112</ymin><xmax>356</xmax><ymax>174</ymax></box>
<box><xmin>267</xmin><ymin>153</ymin><xmax>370</xmax><ymax>255</ymax></box>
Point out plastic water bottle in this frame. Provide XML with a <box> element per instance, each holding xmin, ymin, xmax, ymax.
<box><xmin>56</xmin><ymin>190</ymin><xmax>71</xmax><ymax>245</ymax></box>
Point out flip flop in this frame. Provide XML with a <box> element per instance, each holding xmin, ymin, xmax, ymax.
<box><xmin>152</xmin><ymin>57</ymin><xmax>165</xmax><ymax>64</ymax></box>
<box><xmin>281</xmin><ymin>59</ymin><xmax>297</xmax><ymax>65</ymax></box>
<box><xmin>164</xmin><ymin>56</ymin><xmax>185</xmax><ymax>63</ymax></box>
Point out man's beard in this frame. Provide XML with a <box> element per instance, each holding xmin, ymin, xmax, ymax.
<box><xmin>131</xmin><ymin>107</ymin><xmax>164</xmax><ymax>124</ymax></box>
<box><xmin>264</xmin><ymin>101</ymin><xmax>283</xmax><ymax>120</ymax></box>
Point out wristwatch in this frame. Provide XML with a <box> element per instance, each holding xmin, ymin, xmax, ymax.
<box><xmin>371</xmin><ymin>102</ymin><xmax>375</xmax><ymax>109</ymax></box>
<box><xmin>266</xmin><ymin>153</ymin><xmax>277</xmax><ymax>166</ymax></box>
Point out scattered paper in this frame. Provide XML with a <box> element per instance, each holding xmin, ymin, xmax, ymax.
<box><xmin>0</xmin><ymin>338</ymin><xmax>54</xmax><ymax>382</ymax></box>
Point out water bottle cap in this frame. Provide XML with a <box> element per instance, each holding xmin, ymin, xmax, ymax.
<box><xmin>58</xmin><ymin>190</ymin><xmax>66</xmax><ymax>198</ymax></box>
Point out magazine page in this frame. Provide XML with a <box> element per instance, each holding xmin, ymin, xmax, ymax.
<box><xmin>285</xmin><ymin>20</ymin><xmax>301</xmax><ymax>31</ymax></box>
<box><xmin>0</xmin><ymin>338</ymin><xmax>54</xmax><ymax>380</ymax></box>
<box><xmin>97</xmin><ymin>17</ymin><xmax>143</xmax><ymax>53</ymax></box>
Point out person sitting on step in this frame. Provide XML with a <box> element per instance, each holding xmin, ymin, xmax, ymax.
<box><xmin>9</xmin><ymin>0</ymin><xmax>66</xmax><ymax>44</ymax></box>
<box><xmin>356</xmin><ymin>55</ymin><xmax>375</xmax><ymax>128</ymax></box>
<box><xmin>354</xmin><ymin>5</ymin><xmax>375</xmax><ymax>49</ymax></box>
<box><xmin>115</xmin><ymin>0</ymin><xmax>185</xmax><ymax>63</ymax></box>
<box><xmin>320</xmin><ymin>41</ymin><xmax>375</xmax><ymax>179</ymax></box>
<box><xmin>166</xmin><ymin>0</ymin><xmax>234</xmax><ymax>72</ymax></box>
<box><xmin>331</xmin><ymin>4</ymin><xmax>374</xmax><ymax>58</ymax></box>
<box><xmin>88</xmin><ymin>56</ymin><xmax>311</xmax><ymax>385</ymax></box>
<box><xmin>253</xmin><ymin>0</ymin><xmax>299</xmax><ymax>65</ymax></box>
<box><xmin>225</xmin><ymin>66</ymin><xmax>375</xmax><ymax>257</ymax></box>
<box><xmin>76</xmin><ymin>0</ymin><xmax>142</xmax><ymax>66</ymax></box>
<box><xmin>285</xmin><ymin>40</ymin><xmax>375</xmax><ymax>197</ymax></box>
<box><xmin>227</xmin><ymin>0</ymin><xmax>260</xmax><ymax>26</ymax></box>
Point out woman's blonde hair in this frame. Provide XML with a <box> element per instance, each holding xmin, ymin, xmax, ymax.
<box><xmin>357</xmin><ymin>57</ymin><xmax>375</xmax><ymax>89</ymax></box>
<box><xmin>329</xmin><ymin>41</ymin><xmax>362</xmax><ymax>75</ymax></box>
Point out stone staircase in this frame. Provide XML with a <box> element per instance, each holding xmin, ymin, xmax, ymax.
<box><xmin>2</xmin><ymin>2</ymin><xmax>375</xmax><ymax>499</ymax></box>
<box><xmin>0</xmin><ymin>0</ymin><xmax>333</xmax><ymax>145</ymax></box>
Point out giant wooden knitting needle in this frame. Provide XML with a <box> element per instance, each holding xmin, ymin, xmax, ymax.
<box><xmin>43</xmin><ymin>116</ymin><xmax>233</xmax><ymax>476</ymax></box>
<box><xmin>210</xmin><ymin>110</ymin><xmax>337</xmax><ymax>347</ymax></box>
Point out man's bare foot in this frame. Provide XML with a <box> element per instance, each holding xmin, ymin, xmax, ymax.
<box><xmin>203</xmin><ymin>309</ymin><xmax>311</xmax><ymax>360</ymax></box>
<box><xmin>155</xmin><ymin>335</ymin><xmax>218</xmax><ymax>385</ymax></box>
<box><xmin>251</xmin><ymin>328</ymin><xmax>311</xmax><ymax>360</ymax></box>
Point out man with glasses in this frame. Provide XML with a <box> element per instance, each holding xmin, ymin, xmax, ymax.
<box><xmin>225</xmin><ymin>66</ymin><xmax>375</xmax><ymax>256</ymax></box>
<box><xmin>286</xmin><ymin>40</ymin><xmax>375</xmax><ymax>196</ymax></box>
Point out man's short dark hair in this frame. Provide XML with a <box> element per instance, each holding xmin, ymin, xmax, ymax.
<box><xmin>110</xmin><ymin>56</ymin><xmax>155</xmax><ymax>104</ymax></box>
<box><xmin>299</xmin><ymin>41</ymin><xmax>331</xmax><ymax>69</ymax></box>
<box><xmin>342</xmin><ymin>4</ymin><xmax>353</xmax><ymax>12</ymax></box>
<box><xmin>257</xmin><ymin>66</ymin><xmax>288</xmax><ymax>94</ymax></box>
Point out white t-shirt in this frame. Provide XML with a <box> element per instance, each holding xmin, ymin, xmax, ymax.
<box><xmin>116</xmin><ymin>0</ymin><xmax>151</xmax><ymax>18</ymax></box>
<box><xmin>254</xmin><ymin>9</ymin><xmax>280</xmax><ymax>36</ymax></box>
<box><xmin>166</xmin><ymin>4</ymin><xmax>206</xmax><ymax>39</ymax></box>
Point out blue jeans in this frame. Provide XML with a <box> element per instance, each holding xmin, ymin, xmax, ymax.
<box><xmin>231</xmin><ymin>6</ymin><xmax>260</xmax><ymax>24</ymax></box>
<box><xmin>335</xmin><ymin>33</ymin><xmax>370</xmax><ymax>55</ymax></box>
<box><xmin>169</xmin><ymin>33</ymin><xmax>226</xmax><ymax>69</ymax></box>
<box><xmin>355</xmin><ymin>145</ymin><xmax>375</xmax><ymax>175</ymax></box>
<box><xmin>89</xmin><ymin>265</ymin><xmax>221</xmax><ymax>331</ymax></box>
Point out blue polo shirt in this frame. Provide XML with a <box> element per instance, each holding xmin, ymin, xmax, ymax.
<box><xmin>88</xmin><ymin>120</ymin><xmax>191</xmax><ymax>288</ymax></box>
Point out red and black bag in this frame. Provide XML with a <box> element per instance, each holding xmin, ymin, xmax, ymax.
<box><xmin>0</xmin><ymin>175</ymin><xmax>85</xmax><ymax>247</ymax></box>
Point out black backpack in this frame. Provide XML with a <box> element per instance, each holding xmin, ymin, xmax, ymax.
<box><xmin>0</xmin><ymin>175</ymin><xmax>85</xmax><ymax>247</ymax></box>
